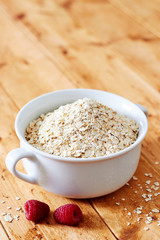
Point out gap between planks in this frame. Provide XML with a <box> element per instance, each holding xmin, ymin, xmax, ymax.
<box><xmin>0</xmin><ymin>221</ymin><xmax>11</xmax><ymax>240</ymax></box>
<box><xmin>108</xmin><ymin>0</ymin><xmax>160</xmax><ymax>39</ymax></box>
<box><xmin>88</xmin><ymin>200</ymin><xmax>119</xmax><ymax>240</ymax></box>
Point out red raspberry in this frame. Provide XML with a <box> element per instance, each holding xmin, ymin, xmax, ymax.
<box><xmin>24</xmin><ymin>200</ymin><xmax>50</xmax><ymax>222</ymax></box>
<box><xmin>53</xmin><ymin>204</ymin><xmax>82</xmax><ymax>226</ymax></box>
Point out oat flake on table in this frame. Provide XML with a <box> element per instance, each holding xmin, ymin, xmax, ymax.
<box><xmin>25</xmin><ymin>98</ymin><xmax>139</xmax><ymax>158</ymax></box>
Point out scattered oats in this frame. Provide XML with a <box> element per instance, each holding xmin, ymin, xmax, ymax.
<box><xmin>151</xmin><ymin>185</ymin><xmax>159</xmax><ymax>191</ymax></box>
<box><xmin>1</xmin><ymin>200</ymin><xmax>5</xmax><ymax>204</ymax></box>
<box><xmin>16</xmin><ymin>197</ymin><xmax>20</xmax><ymax>200</ymax></box>
<box><xmin>145</xmin><ymin>220</ymin><xmax>151</xmax><ymax>224</ymax></box>
<box><xmin>145</xmin><ymin>173</ymin><xmax>152</xmax><ymax>177</ymax></box>
<box><xmin>145</xmin><ymin>198</ymin><xmax>151</xmax><ymax>202</ymax></box>
<box><xmin>14</xmin><ymin>215</ymin><xmax>19</xmax><ymax>221</ymax></box>
<box><xmin>134</xmin><ymin>191</ymin><xmax>138</xmax><ymax>193</ymax></box>
<box><xmin>155</xmin><ymin>162</ymin><xmax>159</xmax><ymax>165</ymax></box>
<box><xmin>157</xmin><ymin>221</ymin><xmax>160</xmax><ymax>226</ymax></box>
<box><xmin>116</xmin><ymin>202</ymin><xmax>120</xmax><ymax>206</ymax></box>
<box><xmin>146</xmin><ymin>189</ymin><xmax>152</xmax><ymax>192</ymax></box>
<box><xmin>7</xmin><ymin>206</ymin><xmax>11</xmax><ymax>209</ymax></box>
<box><xmin>128</xmin><ymin>212</ymin><xmax>131</xmax><ymax>216</ymax></box>
<box><xmin>140</xmin><ymin>186</ymin><xmax>143</xmax><ymax>189</ymax></box>
<box><xmin>137</xmin><ymin>210</ymin><xmax>142</xmax><ymax>215</ymax></box>
<box><xmin>125</xmin><ymin>183</ymin><xmax>130</xmax><ymax>186</ymax></box>
<box><xmin>144</xmin><ymin>194</ymin><xmax>152</xmax><ymax>201</ymax></box>
<box><xmin>124</xmin><ymin>208</ymin><xmax>127</xmax><ymax>211</ymax></box>
<box><xmin>133</xmin><ymin>176</ymin><xmax>138</xmax><ymax>180</ymax></box>
<box><xmin>144</xmin><ymin>227</ymin><xmax>149</xmax><ymax>231</ymax></box>
<box><xmin>154</xmin><ymin>182</ymin><xmax>159</xmax><ymax>186</ymax></box>
<box><xmin>134</xmin><ymin>206</ymin><xmax>143</xmax><ymax>215</ymax></box>
<box><xmin>4</xmin><ymin>214</ymin><xmax>13</xmax><ymax>223</ymax></box>
<box><xmin>16</xmin><ymin>207</ymin><xmax>21</xmax><ymax>211</ymax></box>
<box><xmin>152</xmin><ymin>209</ymin><xmax>159</xmax><ymax>213</ymax></box>
<box><xmin>25</xmin><ymin>98</ymin><xmax>139</xmax><ymax>158</ymax></box>
<box><xmin>148</xmin><ymin>173</ymin><xmax>152</xmax><ymax>178</ymax></box>
<box><xmin>146</xmin><ymin>180</ymin><xmax>151</xmax><ymax>185</ymax></box>
<box><xmin>154</xmin><ymin>192</ymin><xmax>160</xmax><ymax>196</ymax></box>
<box><xmin>127</xmin><ymin>222</ymin><xmax>131</xmax><ymax>226</ymax></box>
<box><xmin>142</xmin><ymin>193</ymin><xmax>147</xmax><ymax>198</ymax></box>
<box><xmin>147</xmin><ymin>217</ymin><xmax>153</xmax><ymax>222</ymax></box>
<box><xmin>122</xmin><ymin>198</ymin><xmax>125</xmax><ymax>201</ymax></box>
<box><xmin>1</xmin><ymin>212</ymin><xmax>6</xmax><ymax>216</ymax></box>
<box><xmin>137</xmin><ymin>217</ymin><xmax>141</xmax><ymax>222</ymax></box>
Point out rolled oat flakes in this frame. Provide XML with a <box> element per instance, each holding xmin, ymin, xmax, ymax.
<box><xmin>25</xmin><ymin>98</ymin><xmax>139</xmax><ymax>158</ymax></box>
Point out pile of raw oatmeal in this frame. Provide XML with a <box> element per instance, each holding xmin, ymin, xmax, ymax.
<box><xmin>25</xmin><ymin>98</ymin><xmax>139</xmax><ymax>158</ymax></box>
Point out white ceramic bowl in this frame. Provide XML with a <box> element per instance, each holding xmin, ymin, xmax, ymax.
<box><xmin>6</xmin><ymin>89</ymin><xmax>148</xmax><ymax>198</ymax></box>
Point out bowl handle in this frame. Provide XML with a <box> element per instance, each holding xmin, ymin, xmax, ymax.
<box><xmin>6</xmin><ymin>148</ymin><xmax>38</xmax><ymax>184</ymax></box>
<box><xmin>136</xmin><ymin>104</ymin><xmax>148</xmax><ymax>118</ymax></box>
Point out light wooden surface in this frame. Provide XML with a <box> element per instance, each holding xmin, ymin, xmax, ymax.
<box><xmin>0</xmin><ymin>0</ymin><xmax>160</xmax><ymax>239</ymax></box>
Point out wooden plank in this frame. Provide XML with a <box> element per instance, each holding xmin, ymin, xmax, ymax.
<box><xmin>110</xmin><ymin>38</ymin><xmax>160</xmax><ymax>93</ymax></box>
<box><xmin>0</xmin><ymin>222</ymin><xmax>9</xmax><ymax>240</ymax></box>
<box><xmin>0</xmin><ymin>0</ymin><xmax>157</xmax><ymax>97</ymax></box>
<box><xmin>109</xmin><ymin>0</ymin><xmax>160</xmax><ymax>37</ymax></box>
<box><xmin>0</xmin><ymin>4</ymin><xmax>75</xmax><ymax>109</ymax></box>
<box><xmin>1</xmin><ymin>0</ymin><xmax>160</xmax><ymax>93</ymax></box>
<box><xmin>56</xmin><ymin>0</ymin><xmax>160</xmax><ymax>93</ymax></box>
<box><xmin>91</xmin><ymin>154</ymin><xmax>160</xmax><ymax>239</ymax></box>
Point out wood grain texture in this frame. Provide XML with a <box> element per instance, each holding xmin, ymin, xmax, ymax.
<box><xmin>0</xmin><ymin>49</ymin><xmax>116</xmax><ymax>240</ymax></box>
<box><xmin>0</xmin><ymin>3</ymin><xmax>116</xmax><ymax>240</ymax></box>
<box><xmin>109</xmin><ymin>0</ymin><xmax>160</xmax><ymax>37</ymax></box>
<box><xmin>0</xmin><ymin>0</ymin><xmax>159</xmax><ymax>239</ymax></box>
<box><xmin>2</xmin><ymin>0</ymin><xmax>160</xmax><ymax>93</ymax></box>
<box><xmin>0</xmin><ymin>222</ymin><xmax>9</xmax><ymax>240</ymax></box>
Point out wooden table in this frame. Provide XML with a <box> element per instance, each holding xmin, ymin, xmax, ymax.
<box><xmin>0</xmin><ymin>0</ymin><xmax>160</xmax><ymax>239</ymax></box>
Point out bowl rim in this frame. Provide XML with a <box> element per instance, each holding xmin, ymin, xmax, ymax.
<box><xmin>15</xmin><ymin>89</ymin><xmax>148</xmax><ymax>163</ymax></box>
